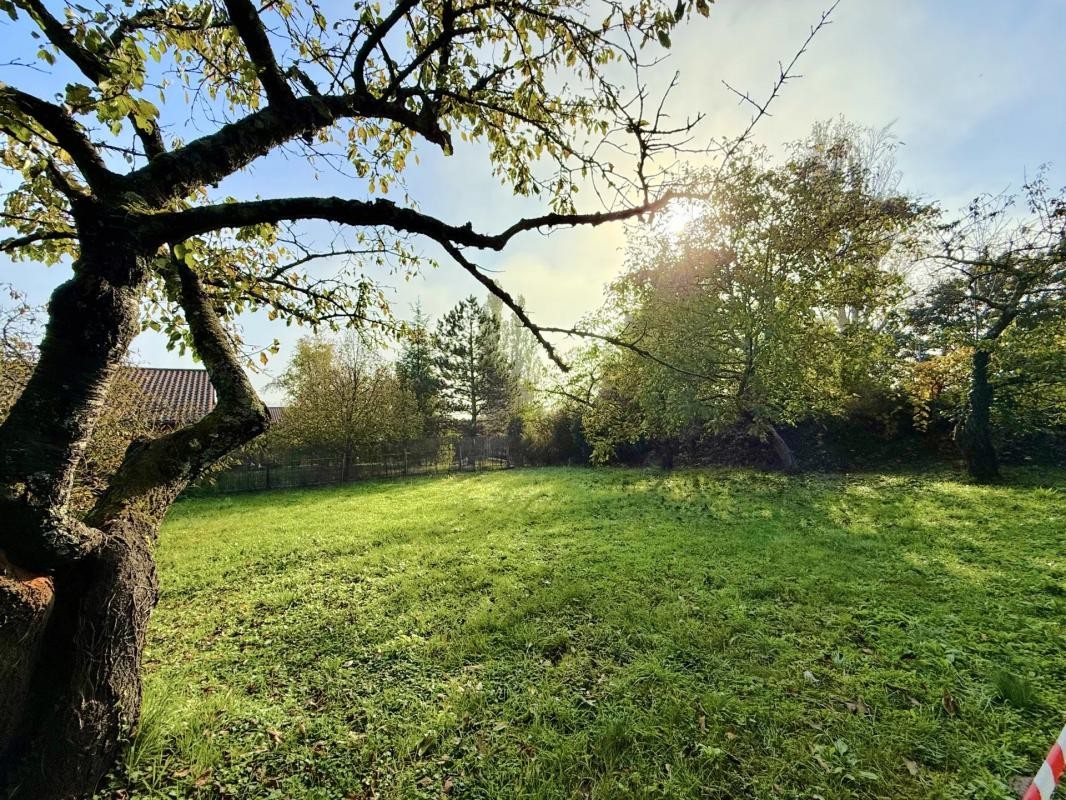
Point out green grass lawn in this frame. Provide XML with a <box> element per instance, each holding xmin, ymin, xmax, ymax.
<box><xmin>101</xmin><ymin>467</ymin><xmax>1066</xmax><ymax>799</ymax></box>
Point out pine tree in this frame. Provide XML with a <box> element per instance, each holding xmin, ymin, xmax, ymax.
<box><xmin>435</xmin><ymin>296</ymin><xmax>515</xmax><ymax>435</ymax></box>
<box><xmin>397</xmin><ymin>302</ymin><xmax>442</xmax><ymax>434</ymax></box>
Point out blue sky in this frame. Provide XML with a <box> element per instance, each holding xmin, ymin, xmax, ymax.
<box><xmin>2</xmin><ymin>0</ymin><xmax>1063</xmax><ymax>403</ymax></box>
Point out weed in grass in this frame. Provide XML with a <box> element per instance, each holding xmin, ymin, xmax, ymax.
<box><xmin>992</xmin><ymin>669</ymin><xmax>1040</xmax><ymax>710</ymax></box>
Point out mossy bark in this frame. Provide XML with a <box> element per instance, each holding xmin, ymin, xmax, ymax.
<box><xmin>2</xmin><ymin>523</ymin><xmax>158</xmax><ymax>798</ymax></box>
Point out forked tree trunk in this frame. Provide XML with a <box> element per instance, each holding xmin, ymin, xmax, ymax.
<box><xmin>0</xmin><ymin>242</ymin><xmax>153</xmax><ymax>796</ymax></box>
<box><xmin>0</xmin><ymin>242</ymin><xmax>268</xmax><ymax>799</ymax></box>
<box><xmin>956</xmin><ymin>348</ymin><xmax>1000</xmax><ymax>482</ymax></box>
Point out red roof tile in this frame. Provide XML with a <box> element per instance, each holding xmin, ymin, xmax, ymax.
<box><xmin>128</xmin><ymin>367</ymin><xmax>215</xmax><ymax>423</ymax></box>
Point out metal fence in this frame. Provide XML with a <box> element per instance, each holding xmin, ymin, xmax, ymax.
<box><xmin>191</xmin><ymin>435</ymin><xmax>512</xmax><ymax>494</ymax></box>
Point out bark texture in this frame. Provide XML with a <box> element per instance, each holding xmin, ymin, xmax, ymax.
<box><xmin>0</xmin><ymin>552</ymin><xmax>55</xmax><ymax>758</ymax></box>
<box><xmin>0</xmin><ymin>242</ymin><xmax>268</xmax><ymax>799</ymax></box>
<box><xmin>2</xmin><ymin>524</ymin><xmax>158</xmax><ymax>798</ymax></box>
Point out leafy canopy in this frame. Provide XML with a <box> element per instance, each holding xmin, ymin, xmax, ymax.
<box><xmin>583</xmin><ymin>122</ymin><xmax>926</xmax><ymax>459</ymax></box>
<box><xmin>1</xmin><ymin>0</ymin><xmax>710</xmax><ymax>361</ymax></box>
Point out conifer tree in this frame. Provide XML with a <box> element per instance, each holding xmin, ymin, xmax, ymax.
<box><xmin>435</xmin><ymin>297</ymin><xmax>515</xmax><ymax>435</ymax></box>
<box><xmin>397</xmin><ymin>303</ymin><xmax>442</xmax><ymax>434</ymax></box>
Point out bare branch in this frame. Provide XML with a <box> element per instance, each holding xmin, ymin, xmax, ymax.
<box><xmin>142</xmin><ymin>191</ymin><xmax>674</xmax><ymax>251</ymax></box>
<box><xmin>709</xmin><ymin>1</ymin><xmax>839</xmax><ymax>193</ymax></box>
<box><xmin>436</xmin><ymin>240</ymin><xmax>567</xmax><ymax>370</ymax></box>
<box><xmin>539</xmin><ymin>326</ymin><xmax>725</xmax><ymax>381</ymax></box>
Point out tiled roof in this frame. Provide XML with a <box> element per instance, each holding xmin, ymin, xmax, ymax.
<box><xmin>128</xmin><ymin>367</ymin><xmax>216</xmax><ymax>424</ymax></box>
<box><xmin>126</xmin><ymin>367</ymin><xmax>286</xmax><ymax>427</ymax></box>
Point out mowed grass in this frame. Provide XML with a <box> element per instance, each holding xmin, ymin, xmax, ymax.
<box><xmin>100</xmin><ymin>467</ymin><xmax>1066</xmax><ymax>800</ymax></box>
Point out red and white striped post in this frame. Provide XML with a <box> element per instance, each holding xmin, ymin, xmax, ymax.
<box><xmin>1023</xmin><ymin>723</ymin><xmax>1066</xmax><ymax>800</ymax></box>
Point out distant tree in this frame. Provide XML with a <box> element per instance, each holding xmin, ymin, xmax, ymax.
<box><xmin>397</xmin><ymin>303</ymin><xmax>442</xmax><ymax>435</ymax></box>
<box><xmin>0</xmin><ymin>285</ymin><xmax>36</xmax><ymax>419</ymax></box>
<box><xmin>589</xmin><ymin>125</ymin><xmax>924</xmax><ymax>469</ymax></box>
<box><xmin>277</xmin><ymin>334</ymin><xmax>421</xmax><ymax>479</ymax></box>
<box><xmin>902</xmin><ymin>313</ymin><xmax>1066</xmax><ymax>452</ymax></box>
<box><xmin>435</xmin><ymin>297</ymin><xmax>516</xmax><ymax>435</ymax></box>
<box><xmin>992</xmin><ymin>313</ymin><xmax>1066</xmax><ymax>437</ymax></box>
<box><xmin>487</xmin><ymin>294</ymin><xmax>546</xmax><ymax>414</ymax></box>
<box><xmin>910</xmin><ymin>174</ymin><xmax>1066</xmax><ymax>480</ymax></box>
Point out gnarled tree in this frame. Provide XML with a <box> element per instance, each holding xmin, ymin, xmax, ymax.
<box><xmin>911</xmin><ymin>174</ymin><xmax>1065</xmax><ymax>481</ymax></box>
<box><xmin>0</xmin><ymin>0</ymin><xmax>704</xmax><ymax>795</ymax></box>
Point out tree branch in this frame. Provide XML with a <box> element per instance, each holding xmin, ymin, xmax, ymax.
<box><xmin>0</xmin><ymin>84</ymin><xmax>116</xmax><ymax>191</ymax></box>
<box><xmin>222</xmin><ymin>0</ymin><xmax>297</xmax><ymax>107</ymax></box>
<box><xmin>708</xmin><ymin>1</ymin><xmax>839</xmax><ymax>196</ymax></box>
<box><xmin>353</xmin><ymin>0</ymin><xmax>421</xmax><ymax>92</ymax></box>
<box><xmin>14</xmin><ymin>0</ymin><xmax>109</xmax><ymax>83</ymax></box>
<box><xmin>437</xmin><ymin>239</ymin><xmax>567</xmax><ymax>369</ymax></box>
<box><xmin>140</xmin><ymin>192</ymin><xmax>673</xmax><ymax>251</ymax></box>
<box><xmin>14</xmin><ymin>0</ymin><xmax>166</xmax><ymax>159</ymax></box>
<box><xmin>123</xmin><ymin>93</ymin><xmax>448</xmax><ymax>204</ymax></box>
<box><xmin>539</xmin><ymin>326</ymin><xmax>727</xmax><ymax>382</ymax></box>
<box><xmin>0</xmin><ymin>230</ymin><xmax>75</xmax><ymax>253</ymax></box>
<box><xmin>90</xmin><ymin>260</ymin><xmax>269</xmax><ymax>522</ymax></box>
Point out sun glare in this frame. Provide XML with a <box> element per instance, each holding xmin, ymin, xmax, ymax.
<box><xmin>660</xmin><ymin>198</ymin><xmax>704</xmax><ymax>237</ymax></box>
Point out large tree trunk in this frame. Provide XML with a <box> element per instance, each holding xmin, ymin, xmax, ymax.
<box><xmin>1</xmin><ymin>519</ymin><xmax>158</xmax><ymax>798</ymax></box>
<box><xmin>956</xmin><ymin>348</ymin><xmax>1000</xmax><ymax>482</ymax></box>
<box><xmin>0</xmin><ymin>245</ymin><xmax>268</xmax><ymax>798</ymax></box>
<box><xmin>0</xmin><ymin>235</ymin><xmax>151</xmax><ymax>796</ymax></box>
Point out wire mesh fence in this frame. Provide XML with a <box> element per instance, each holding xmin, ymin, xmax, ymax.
<box><xmin>190</xmin><ymin>435</ymin><xmax>512</xmax><ymax>494</ymax></box>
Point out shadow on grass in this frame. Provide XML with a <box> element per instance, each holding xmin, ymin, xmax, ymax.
<box><xmin>109</xmin><ymin>466</ymin><xmax>1065</xmax><ymax>800</ymax></box>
